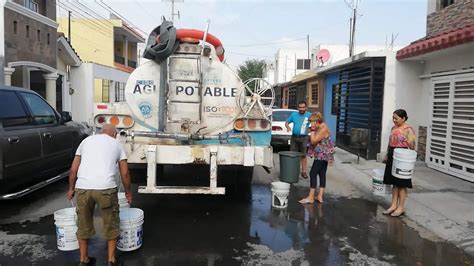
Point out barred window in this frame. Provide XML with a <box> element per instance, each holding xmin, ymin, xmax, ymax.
<box><xmin>310</xmin><ymin>83</ymin><xmax>319</xmax><ymax>106</ymax></box>
<box><xmin>331</xmin><ymin>84</ymin><xmax>340</xmax><ymax>115</ymax></box>
<box><xmin>115</xmin><ymin>82</ymin><xmax>126</xmax><ymax>102</ymax></box>
<box><xmin>102</xmin><ymin>79</ymin><xmax>110</xmax><ymax>103</ymax></box>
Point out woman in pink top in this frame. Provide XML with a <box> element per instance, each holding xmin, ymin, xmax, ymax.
<box><xmin>299</xmin><ymin>112</ymin><xmax>335</xmax><ymax>204</ymax></box>
<box><xmin>382</xmin><ymin>109</ymin><xmax>416</xmax><ymax>217</ymax></box>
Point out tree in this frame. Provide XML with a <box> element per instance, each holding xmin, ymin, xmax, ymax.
<box><xmin>237</xmin><ymin>59</ymin><xmax>266</xmax><ymax>82</ymax></box>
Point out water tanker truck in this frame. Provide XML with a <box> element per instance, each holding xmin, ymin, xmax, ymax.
<box><xmin>93</xmin><ymin>21</ymin><xmax>274</xmax><ymax>195</ymax></box>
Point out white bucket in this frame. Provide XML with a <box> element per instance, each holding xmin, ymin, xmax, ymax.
<box><xmin>392</xmin><ymin>148</ymin><xmax>417</xmax><ymax>179</ymax></box>
<box><xmin>118</xmin><ymin>192</ymin><xmax>130</xmax><ymax>208</ymax></box>
<box><xmin>271</xmin><ymin>182</ymin><xmax>291</xmax><ymax>209</ymax></box>
<box><xmin>372</xmin><ymin>169</ymin><xmax>391</xmax><ymax>196</ymax></box>
<box><xmin>117</xmin><ymin>208</ymin><xmax>144</xmax><ymax>251</ymax></box>
<box><xmin>54</xmin><ymin>207</ymin><xmax>79</xmax><ymax>251</ymax></box>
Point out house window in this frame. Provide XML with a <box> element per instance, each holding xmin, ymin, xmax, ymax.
<box><xmin>13</xmin><ymin>21</ymin><xmax>17</xmax><ymax>34</ymax></box>
<box><xmin>102</xmin><ymin>80</ymin><xmax>110</xmax><ymax>103</ymax></box>
<box><xmin>37</xmin><ymin>29</ymin><xmax>40</xmax><ymax>41</ymax></box>
<box><xmin>297</xmin><ymin>59</ymin><xmax>311</xmax><ymax>70</ymax></box>
<box><xmin>26</xmin><ymin>25</ymin><xmax>29</xmax><ymax>38</ymax></box>
<box><xmin>47</xmin><ymin>33</ymin><xmax>50</xmax><ymax>45</ymax></box>
<box><xmin>440</xmin><ymin>0</ymin><xmax>454</xmax><ymax>8</ymax></box>
<box><xmin>310</xmin><ymin>83</ymin><xmax>319</xmax><ymax>106</ymax></box>
<box><xmin>24</xmin><ymin>0</ymin><xmax>39</xmax><ymax>13</ymax></box>
<box><xmin>115</xmin><ymin>82</ymin><xmax>126</xmax><ymax>102</ymax></box>
<box><xmin>331</xmin><ymin>84</ymin><xmax>340</xmax><ymax>115</ymax></box>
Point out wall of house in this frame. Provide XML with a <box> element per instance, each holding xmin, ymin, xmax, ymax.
<box><xmin>426</xmin><ymin>0</ymin><xmax>474</xmax><ymax>37</ymax></box>
<box><xmin>56</xmin><ymin>58</ymin><xmax>70</xmax><ymax>112</ymax></box>
<box><xmin>312</xmin><ymin>44</ymin><xmax>396</xmax><ymax>67</ymax></box>
<box><xmin>70</xmin><ymin>63</ymin><xmax>94</xmax><ymax>125</ymax></box>
<box><xmin>381</xmin><ymin>53</ymin><xmax>426</xmax><ymax>155</ymax></box>
<box><xmin>275</xmin><ymin>49</ymin><xmax>310</xmax><ymax>84</ymax></box>
<box><xmin>422</xmin><ymin>44</ymin><xmax>474</xmax><ymax>74</ymax></box>
<box><xmin>4</xmin><ymin>8</ymin><xmax>56</xmax><ymax>68</ymax></box>
<box><xmin>58</xmin><ymin>18</ymin><xmax>114</xmax><ymax>68</ymax></box>
<box><xmin>11</xmin><ymin>0</ymin><xmax>55</xmax><ymax>20</ymax></box>
<box><xmin>70</xmin><ymin>63</ymin><xmax>130</xmax><ymax>125</ymax></box>
<box><xmin>324</xmin><ymin>72</ymin><xmax>339</xmax><ymax>141</ymax></box>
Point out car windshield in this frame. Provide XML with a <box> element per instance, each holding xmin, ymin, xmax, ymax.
<box><xmin>272</xmin><ymin>110</ymin><xmax>294</xmax><ymax>122</ymax></box>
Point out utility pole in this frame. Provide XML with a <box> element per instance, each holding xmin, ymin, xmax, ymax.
<box><xmin>307</xmin><ymin>35</ymin><xmax>310</xmax><ymax>59</ymax></box>
<box><xmin>349</xmin><ymin>0</ymin><xmax>358</xmax><ymax>56</ymax></box>
<box><xmin>162</xmin><ymin>0</ymin><xmax>183</xmax><ymax>23</ymax></box>
<box><xmin>68</xmin><ymin>10</ymin><xmax>72</xmax><ymax>44</ymax></box>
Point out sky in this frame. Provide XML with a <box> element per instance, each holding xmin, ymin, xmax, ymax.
<box><xmin>56</xmin><ymin>0</ymin><xmax>428</xmax><ymax>69</ymax></box>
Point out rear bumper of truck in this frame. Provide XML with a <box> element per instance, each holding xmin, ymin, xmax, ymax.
<box><xmin>122</xmin><ymin>143</ymin><xmax>273</xmax><ymax>195</ymax></box>
<box><xmin>124</xmin><ymin>143</ymin><xmax>273</xmax><ymax>168</ymax></box>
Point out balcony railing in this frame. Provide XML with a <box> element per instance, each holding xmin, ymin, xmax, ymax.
<box><xmin>128</xmin><ymin>60</ymin><xmax>137</xmax><ymax>68</ymax></box>
<box><xmin>114</xmin><ymin>55</ymin><xmax>125</xmax><ymax>65</ymax></box>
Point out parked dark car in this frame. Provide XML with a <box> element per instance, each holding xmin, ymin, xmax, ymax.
<box><xmin>0</xmin><ymin>86</ymin><xmax>90</xmax><ymax>199</ymax></box>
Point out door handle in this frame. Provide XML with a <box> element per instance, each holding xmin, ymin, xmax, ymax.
<box><xmin>42</xmin><ymin>133</ymin><xmax>53</xmax><ymax>138</ymax></box>
<box><xmin>8</xmin><ymin>137</ymin><xmax>20</xmax><ymax>144</ymax></box>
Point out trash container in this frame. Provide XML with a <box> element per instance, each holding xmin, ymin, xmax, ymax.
<box><xmin>278</xmin><ymin>151</ymin><xmax>302</xmax><ymax>183</ymax></box>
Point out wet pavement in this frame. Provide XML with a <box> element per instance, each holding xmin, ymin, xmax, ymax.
<box><xmin>1</xmin><ymin>165</ymin><xmax>474</xmax><ymax>265</ymax></box>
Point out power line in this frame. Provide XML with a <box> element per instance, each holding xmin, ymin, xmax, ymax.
<box><xmin>74</xmin><ymin>0</ymin><xmax>116</xmax><ymax>29</ymax></box>
<box><xmin>226</xmin><ymin>37</ymin><xmax>307</xmax><ymax>47</ymax></box>
<box><xmin>133</xmin><ymin>0</ymin><xmax>160</xmax><ymax>26</ymax></box>
<box><xmin>66</xmin><ymin>1</ymin><xmax>112</xmax><ymax>36</ymax></box>
<box><xmin>58</xmin><ymin>0</ymin><xmax>112</xmax><ymax>37</ymax></box>
<box><xmin>96</xmin><ymin>0</ymin><xmax>147</xmax><ymax>36</ymax></box>
<box><xmin>226</xmin><ymin>51</ymin><xmax>274</xmax><ymax>58</ymax></box>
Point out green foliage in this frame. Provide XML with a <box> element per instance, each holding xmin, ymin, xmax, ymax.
<box><xmin>237</xmin><ymin>59</ymin><xmax>266</xmax><ymax>82</ymax></box>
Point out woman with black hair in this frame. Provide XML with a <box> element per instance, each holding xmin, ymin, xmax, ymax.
<box><xmin>382</xmin><ymin>109</ymin><xmax>416</xmax><ymax>217</ymax></box>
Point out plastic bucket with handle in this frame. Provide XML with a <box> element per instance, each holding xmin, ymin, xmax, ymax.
<box><xmin>117</xmin><ymin>208</ymin><xmax>144</xmax><ymax>251</ymax></box>
<box><xmin>271</xmin><ymin>181</ymin><xmax>291</xmax><ymax>209</ymax></box>
<box><xmin>392</xmin><ymin>148</ymin><xmax>417</xmax><ymax>179</ymax></box>
<box><xmin>54</xmin><ymin>207</ymin><xmax>79</xmax><ymax>251</ymax></box>
<box><xmin>372</xmin><ymin>169</ymin><xmax>391</xmax><ymax>196</ymax></box>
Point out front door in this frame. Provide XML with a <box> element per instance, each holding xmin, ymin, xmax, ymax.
<box><xmin>19</xmin><ymin>92</ymin><xmax>74</xmax><ymax>177</ymax></box>
<box><xmin>0</xmin><ymin>90</ymin><xmax>42</xmax><ymax>193</ymax></box>
<box><xmin>427</xmin><ymin>73</ymin><xmax>474</xmax><ymax>182</ymax></box>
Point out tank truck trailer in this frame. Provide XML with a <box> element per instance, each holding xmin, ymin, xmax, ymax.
<box><xmin>93</xmin><ymin>21</ymin><xmax>275</xmax><ymax>195</ymax></box>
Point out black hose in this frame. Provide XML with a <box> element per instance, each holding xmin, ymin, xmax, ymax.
<box><xmin>143</xmin><ymin>21</ymin><xmax>179</xmax><ymax>63</ymax></box>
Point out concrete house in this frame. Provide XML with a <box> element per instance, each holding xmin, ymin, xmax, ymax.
<box><xmin>57</xmin><ymin>15</ymin><xmax>145</xmax><ymax>126</ymax></box>
<box><xmin>1</xmin><ymin>0</ymin><xmax>79</xmax><ymax>111</ymax></box>
<box><xmin>396</xmin><ymin>0</ymin><xmax>474</xmax><ymax>182</ymax></box>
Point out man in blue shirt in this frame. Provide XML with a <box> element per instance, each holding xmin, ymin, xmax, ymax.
<box><xmin>285</xmin><ymin>101</ymin><xmax>311</xmax><ymax>179</ymax></box>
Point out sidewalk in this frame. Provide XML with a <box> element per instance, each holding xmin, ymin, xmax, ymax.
<box><xmin>328</xmin><ymin>148</ymin><xmax>474</xmax><ymax>257</ymax></box>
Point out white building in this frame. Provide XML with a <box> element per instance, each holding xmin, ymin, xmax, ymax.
<box><xmin>70</xmin><ymin>63</ymin><xmax>130</xmax><ymax>126</ymax></box>
<box><xmin>265</xmin><ymin>45</ymin><xmax>400</xmax><ymax>86</ymax></box>
<box><xmin>396</xmin><ymin>0</ymin><xmax>474</xmax><ymax>182</ymax></box>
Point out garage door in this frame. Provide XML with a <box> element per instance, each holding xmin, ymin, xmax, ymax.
<box><xmin>428</xmin><ymin>73</ymin><xmax>474</xmax><ymax>182</ymax></box>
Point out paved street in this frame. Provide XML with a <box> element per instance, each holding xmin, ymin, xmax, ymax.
<box><xmin>0</xmin><ymin>151</ymin><xmax>473</xmax><ymax>265</ymax></box>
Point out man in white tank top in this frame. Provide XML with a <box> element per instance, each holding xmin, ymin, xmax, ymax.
<box><xmin>67</xmin><ymin>124</ymin><xmax>131</xmax><ymax>266</ymax></box>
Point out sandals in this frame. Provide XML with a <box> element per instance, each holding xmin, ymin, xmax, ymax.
<box><xmin>382</xmin><ymin>209</ymin><xmax>395</xmax><ymax>215</ymax></box>
<box><xmin>301</xmin><ymin>172</ymin><xmax>309</xmax><ymax>179</ymax></box>
<box><xmin>299</xmin><ymin>198</ymin><xmax>314</xmax><ymax>204</ymax></box>
<box><xmin>391</xmin><ymin>210</ymin><xmax>405</xmax><ymax>217</ymax></box>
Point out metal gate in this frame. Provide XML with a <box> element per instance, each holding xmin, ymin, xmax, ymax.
<box><xmin>428</xmin><ymin>73</ymin><xmax>474</xmax><ymax>182</ymax></box>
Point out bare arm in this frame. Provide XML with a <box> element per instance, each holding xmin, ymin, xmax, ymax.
<box><xmin>67</xmin><ymin>155</ymin><xmax>81</xmax><ymax>200</ymax></box>
<box><xmin>310</xmin><ymin>126</ymin><xmax>329</xmax><ymax>145</ymax></box>
<box><xmin>119</xmin><ymin>159</ymin><xmax>132</xmax><ymax>204</ymax></box>
<box><xmin>285</xmin><ymin>121</ymin><xmax>291</xmax><ymax>132</ymax></box>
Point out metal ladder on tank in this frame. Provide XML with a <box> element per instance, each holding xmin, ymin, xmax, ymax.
<box><xmin>138</xmin><ymin>54</ymin><xmax>226</xmax><ymax>195</ymax></box>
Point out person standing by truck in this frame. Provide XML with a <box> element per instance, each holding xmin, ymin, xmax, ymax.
<box><xmin>285</xmin><ymin>101</ymin><xmax>312</xmax><ymax>179</ymax></box>
<box><xmin>67</xmin><ymin>124</ymin><xmax>132</xmax><ymax>266</ymax></box>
